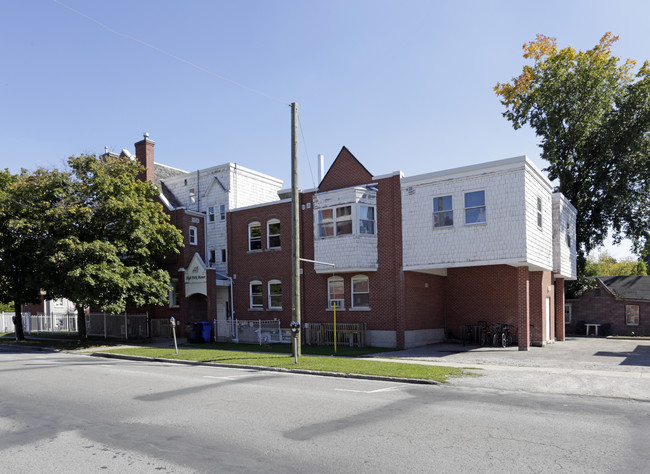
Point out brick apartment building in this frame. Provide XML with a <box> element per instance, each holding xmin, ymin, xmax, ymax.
<box><xmin>227</xmin><ymin>147</ymin><xmax>577</xmax><ymax>350</ymax></box>
<box><xmin>25</xmin><ymin>134</ymin><xmax>578</xmax><ymax>350</ymax></box>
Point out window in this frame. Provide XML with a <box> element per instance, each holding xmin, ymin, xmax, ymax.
<box><xmin>433</xmin><ymin>195</ymin><xmax>453</xmax><ymax>228</ymax></box>
<box><xmin>248</xmin><ymin>222</ymin><xmax>261</xmax><ymax>251</ymax></box>
<box><xmin>250</xmin><ymin>281</ymin><xmax>263</xmax><ymax>309</ymax></box>
<box><xmin>359</xmin><ymin>206</ymin><xmax>375</xmax><ymax>235</ymax></box>
<box><xmin>189</xmin><ymin>188</ymin><xmax>196</xmax><ymax>204</ymax></box>
<box><xmin>336</xmin><ymin>206</ymin><xmax>352</xmax><ymax>235</ymax></box>
<box><xmin>537</xmin><ymin>197</ymin><xmax>543</xmax><ymax>229</ymax></box>
<box><xmin>626</xmin><ymin>305</ymin><xmax>639</xmax><ymax>326</ymax></box>
<box><xmin>328</xmin><ymin>276</ymin><xmax>344</xmax><ymax>309</ymax></box>
<box><xmin>351</xmin><ymin>275</ymin><xmax>370</xmax><ymax>308</ymax></box>
<box><xmin>565</xmin><ymin>303</ymin><xmax>572</xmax><ymax>324</ymax></box>
<box><xmin>268</xmin><ymin>219</ymin><xmax>281</xmax><ymax>248</ymax></box>
<box><xmin>318</xmin><ymin>209</ymin><xmax>334</xmax><ymax>237</ymax></box>
<box><xmin>221</xmin><ymin>249</ymin><xmax>227</xmax><ymax>263</ymax></box>
<box><xmin>220</xmin><ymin>204</ymin><xmax>226</xmax><ymax>220</ymax></box>
<box><xmin>318</xmin><ymin>206</ymin><xmax>352</xmax><ymax>238</ymax></box>
<box><xmin>268</xmin><ymin>280</ymin><xmax>282</xmax><ymax>309</ymax></box>
<box><xmin>209</xmin><ymin>250</ymin><xmax>216</xmax><ymax>265</ymax></box>
<box><xmin>169</xmin><ymin>279</ymin><xmax>179</xmax><ymax>308</ymax></box>
<box><xmin>189</xmin><ymin>226</ymin><xmax>198</xmax><ymax>246</ymax></box>
<box><xmin>566</xmin><ymin>222</ymin><xmax>571</xmax><ymax>247</ymax></box>
<box><xmin>208</xmin><ymin>207</ymin><xmax>215</xmax><ymax>222</ymax></box>
<box><xmin>465</xmin><ymin>191</ymin><xmax>486</xmax><ymax>224</ymax></box>
<box><xmin>53</xmin><ymin>299</ymin><xmax>65</xmax><ymax>308</ymax></box>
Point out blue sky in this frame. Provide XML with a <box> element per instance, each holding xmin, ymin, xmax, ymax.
<box><xmin>1</xmin><ymin>0</ymin><xmax>648</xmax><ymax>257</ymax></box>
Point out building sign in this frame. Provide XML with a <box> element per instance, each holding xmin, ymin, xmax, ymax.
<box><xmin>185</xmin><ymin>253</ymin><xmax>207</xmax><ymax>296</ymax></box>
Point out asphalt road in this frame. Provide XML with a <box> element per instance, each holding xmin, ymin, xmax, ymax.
<box><xmin>1</xmin><ymin>345</ymin><xmax>649</xmax><ymax>473</ymax></box>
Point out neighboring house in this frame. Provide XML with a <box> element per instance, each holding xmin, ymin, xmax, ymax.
<box><xmin>228</xmin><ymin>147</ymin><xmax>577</xmax><ymax>349</ymax></box>
<box><xmin>23</xmin><ymin>297</ymin><xmax>76</xmax><ymax>316</ymax></box>
<box><xmin>566</xmin><ymin>276</ymin><xmax>650</xmax><ymax>336</ymax></box>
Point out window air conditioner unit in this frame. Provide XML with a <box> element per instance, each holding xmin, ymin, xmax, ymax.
<box><xmin>329</xmin><ymin>299</ymin><xmax>344</xmax><ymax>309</ymax></box>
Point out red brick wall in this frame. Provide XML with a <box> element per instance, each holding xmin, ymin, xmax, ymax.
<box><xmin>568</xmin><ymin>284</ymin><xmax>650</xmax><ymax>336</ymax></box>
<box><xmin>228</xmin><ymin>170</ymin><xmax>416</xmax><ymax>346</ymax></box>
<box><xmin>555</xmin><ymin>278</ymin><xmax>566</xmax><ymax>341</ymax></box>
<box><xmin>228</xmin><ymin>201</ymin><xmax>293</xmax><ymax>325</ymax></box>
<box><xmin>404</xmin><ymin>272</ymin><xmax>445</xmax><ymax>330</ymax></box>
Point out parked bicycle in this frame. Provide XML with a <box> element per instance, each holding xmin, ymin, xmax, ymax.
<box><xmin>478</xmin><ymin>320</ymin><xmax>491</xmax><ymax>346</ymax></box>
<box><xmin>500</xmin><ymin>323</ymin><xmax>513</xmax><ymax>348</ymax></box>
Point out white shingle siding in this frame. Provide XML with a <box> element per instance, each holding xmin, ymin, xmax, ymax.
<box><xmin>401</xmin><ymin>156</ymin><xmax>562</xmax><ymax>272</ymax></box>
<box><xmin>312</xmin><ymin>186</ymin><xmax>378</xmax><ymax>272</ymax></box>
<box><xmin>161</xmin><ymin>163</ymin><xmax>283</xmax><ymax>273</ymax></box>
<box><xmin>552</xmin><ymin>193</ymin><xmax>578</xmax><ymax>279</ymax></box>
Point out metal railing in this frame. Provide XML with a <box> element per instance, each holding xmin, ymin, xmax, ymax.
<box><xmin>87</xmin><ymin>313</ymin><xmax>149</xmax><ymax>340</ymax></box>
<box><xmin>305</xmin><ymin>322</ymin><xmax>366</xmax><ymax>347</ymax></box>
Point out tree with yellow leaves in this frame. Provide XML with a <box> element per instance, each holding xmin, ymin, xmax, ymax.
<box><xmin>495</xmin><ymin>33</ymin><xmax>650</xmax><ymax>276</ymax></box>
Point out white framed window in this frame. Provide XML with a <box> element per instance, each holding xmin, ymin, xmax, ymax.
<box><xmin>267</xmin><ymin>219</ymin><xmax>281</xmax><ymax>248</ymax></box>
<box><xmin>208</xmin><ymin>207</ymin><xmax>215</xmax><ymax>222</ymax></box>
<box><xmin>268</xmin><ymin>280</ymin><xmax>282</xmax><ymax>309</ymax></box>
<box><xmin>189</xmin><ymin>188</ymin><xmax>196</xmax><ymax>204</ymax></box>
<box><xmin>318</xmin><ymin>205</ymin><xmax>352</xmax><ymax>238</ymax></box>
<box><xmin>328</xmin><ymin>276</ymin><xmax>344</xmax><ymax>309</ymax></box>
<box><xmin>537</xmin><ymin>197</ymin><xmax>543</xmax><ymax>229</ymax></box>
<box><xmin>250</xmin><ymin>281</ymin><xmax>263</xmax><ymax>309</ymax></box>
<box><xmin>189</xmin><ymin>226</ymin><xmax>198</xmax><ymax>246</ymax></box>
<box><xmin>169</xmin><ymin>279</ymin><xmax>179</xmax><ymax>308</ymax></box>
<box><xmin>359</xmin><ymin>205</ymin><xmax>375</xmax><ymax>235</ymax></box>
<box><xmin>248</xmin><ymin>222</ymin><xmax>261</xmax><ymax>251</ymax></box>
<box><xmin>626</xmin><ymin>305</ymin><xmax>639</xmax><ymax>326</ymax></box>
<box><xmin>220</xmin><ymin>204</ymin><xmax>226</xmax><ymax>220</ymax></box>
<box><xmin>433</xmin><ymin>195</ymin><xmax>453</xmax><ymax>228</ymax></box>
<box><xmin>465</xmin><ymin>190</ymin><xmax>486</xmax><ymax>224</ymax></box>
<box><xmin>565</xmin><ymin>303</ymin><xmax>572</xmax><ymax>324</ymax></box>
<box><xmin>351</xmin><ymin>275</ymin><xmax>370</xmax><ymax>308</ymax></box>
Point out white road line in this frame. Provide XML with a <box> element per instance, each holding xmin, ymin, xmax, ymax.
<box><xmin>335</xmin><ymin>386</ymin><xmax>404</xmax><ymax>394</ymax></box>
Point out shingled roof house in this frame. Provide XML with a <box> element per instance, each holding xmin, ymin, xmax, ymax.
<box><xmin>566</xmin><ymin>276</ymin><xmax>650</xmax><ymax>337</ymax></box>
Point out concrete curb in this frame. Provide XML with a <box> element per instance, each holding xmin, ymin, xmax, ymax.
<box><xmin>90</xmin><ymin>351</ymin><xmax>440</xmax><ymax>385</ymax></box>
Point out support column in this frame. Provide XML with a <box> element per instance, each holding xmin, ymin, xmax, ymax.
<box><xmin>517</xmin><ymin>266</ymin><xmax>530</xmax><ymax>351</ymax></box>
<box><xmin>555</xmin><ymin>278</ymin><xmax>566</xmax><ymax>342</ymax></box>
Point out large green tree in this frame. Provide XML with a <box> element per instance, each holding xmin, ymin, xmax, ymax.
<box><xmin>49</xmin><ymin>154</ymin><xmax>183</xmax><ymax>340</ymax></box>
<box><xmin>585</xmin><ymin>251</ymin><xmax>647</xmax><ymax>277</ymax></box>
<box><xmin>0</xmin><ymin>168</ymin><xmax>70</xmax><ymax>339</ymax></box>
<box><xmin>495</xmin><ymin>33</ymin><xmax>650</xmax><ymax>274</ymax></box>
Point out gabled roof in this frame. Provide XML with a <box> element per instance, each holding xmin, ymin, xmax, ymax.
<box><xmin>318</xmin><ymin>147</ymin><xmax>373</xmax><ymax>192</ymax></box>
<box><xmin>598</xmin><ymin>276</ymin><xmax>650</xmax><ymax>302</ymax></box>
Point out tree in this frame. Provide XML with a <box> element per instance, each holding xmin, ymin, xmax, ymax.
<box><xmin>49</xmin><ymin>154</ymin><xmax>183</xmax><ymax>340</ymax></box>
<box><xmin>495</xmin><ymin>33</ymin><xmax>650</xmax><ymax>275</ymax></box>
<box><xmin>0</xmin><ymin>168</ymin><xmax>70</xmax><ymax>339</ymax></box>
<box><xmin>584</xmin><ymin>251</ymin><xmax>648</xmax><ymax>277</ymax></box>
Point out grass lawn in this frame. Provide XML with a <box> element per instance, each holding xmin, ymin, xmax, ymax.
<box><xmin>1</xmin><ymin>336</ymin><xmax>467</xmax><ymax>383</ymax></box>
<box><xmin>104</xmin><ymin>345</ymin><xmax>465</xmax><ymax>383</ymax></box>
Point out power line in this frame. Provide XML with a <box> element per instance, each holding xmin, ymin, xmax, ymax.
<box><xmin>52</xmin><ymin>0</ymin><xmax>291</xmax><ymax>106</ymax></box>
<box><xmin>298</xmin><ymin>115</ymin><xmax>317</xmax><ymax>190</ymax></box>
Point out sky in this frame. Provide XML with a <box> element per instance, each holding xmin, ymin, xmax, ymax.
<box><xmin>1</xmin><ymin>0</ymin><xmax>649</xmax><ymax>258</ymax></box>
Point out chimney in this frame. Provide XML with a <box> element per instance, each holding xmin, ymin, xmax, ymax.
<box><xmin>318</xmin><ymin>154</ymin><xmax>325</xmax><ymax>183</ymax></box>
<box><xmin>134</xmin><ymin>132</ymin><xmax>155</xmax><ymax>182</ymax></box>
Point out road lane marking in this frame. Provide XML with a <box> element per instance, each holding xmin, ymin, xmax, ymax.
<box><xmin>335</xmin><ymin>386</ymin><xmax>404</xmax><ymax>394</ymax></box>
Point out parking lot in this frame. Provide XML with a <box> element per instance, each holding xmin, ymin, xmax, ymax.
<box><xmin>372</xmin><ymin>337</ymin><xmax>650</xmax><ymax>400</ymax></box>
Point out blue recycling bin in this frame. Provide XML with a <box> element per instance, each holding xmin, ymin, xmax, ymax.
<box><xmin>198</xmin><ymin>322</ymin><xmax>212</xmax><ymax>342</ymax></box>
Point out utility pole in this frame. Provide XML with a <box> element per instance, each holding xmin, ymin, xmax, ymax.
<box><xmin>291</xmin><ymin>102</ymin><xmax>301</xmax><ymax>358</ymax></box>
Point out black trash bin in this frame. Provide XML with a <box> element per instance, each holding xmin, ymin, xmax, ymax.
<box><xmin>189</xmin><ymin>323</ymin><xmax>203</xmax><ymax>343</ymax></box>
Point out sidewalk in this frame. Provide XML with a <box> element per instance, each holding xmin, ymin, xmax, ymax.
<box><xmin>371</xmin><ymin>337</ymin><xmax>650</xmax><ymax>401</ymax></box>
